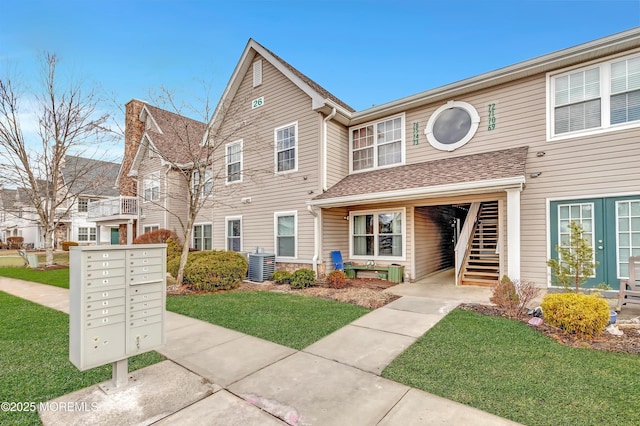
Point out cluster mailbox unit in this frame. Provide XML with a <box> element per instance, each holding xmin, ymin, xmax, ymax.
<box><xmin>69</xmin><ymin>244</ymin><xmax>166</xmax><ymax>385</ymax></box>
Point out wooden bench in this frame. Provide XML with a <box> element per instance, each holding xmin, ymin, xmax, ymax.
<box><xmin>617</xmin><ymin>256</ymin><xmax>640</xmax><ymax>312</ymax></box>
<box><xmin>345</xmin><ymin>264</ymin><xmax>390</xmax><ymax>279</ymax></box>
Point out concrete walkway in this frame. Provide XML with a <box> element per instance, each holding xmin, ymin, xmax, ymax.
<box><xmin>0</xmin><ymin>276</ymin><xmax>520</xmax><ymax>425</ymax></box>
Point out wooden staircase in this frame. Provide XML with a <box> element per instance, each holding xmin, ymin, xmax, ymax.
<box><xmin>459</xmin><ymin>201</ymin><xmax>500</xmax><ymax>286</ymax></box>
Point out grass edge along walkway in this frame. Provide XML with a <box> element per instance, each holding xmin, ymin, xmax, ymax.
<box><xmin>0</xmin><ymin>291</ymin><xmax>164</xmax><ymax>426</ymax></box>
<box><xmin>167</xmin><ymin>291</ymin><xmax>370</xmax><ymax>350</ymax></box>
<box><xmin>382</xmin><ymin>308</ymin><xmax>640</xmax><ymax>426</ymax></box>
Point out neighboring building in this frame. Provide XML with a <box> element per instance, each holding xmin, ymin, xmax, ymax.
<box><xmin>0</xmin><ymin>156</ymin><xmax>120</xmax><ymax>248</ymax></box>
<box><xmin>91</xmin><ymin>101</ymin><xmax>207</xmax><ymax>245</ymax></box>
<box><xmin>110</xmin><ymin>27</ymin><xmax>640</xmax><ymax>290</ymax></box>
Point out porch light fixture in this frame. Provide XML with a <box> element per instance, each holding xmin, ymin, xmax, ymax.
<box><xmin>529</xmin><ymin>172</ymin><xmax>542</xmax><ymax>178</ymax></box>
<box><xmin>536</xmin><ymin>151</ymin><xmax>546</xmax><ymax>157</ymax></box>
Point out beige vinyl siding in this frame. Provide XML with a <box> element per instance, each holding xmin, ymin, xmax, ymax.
<box><xmin>208</xmin><ymin>55</ymin><xmax>323</xmax><ymax>262</ymax></box>
<box><xmin>398</xmin><ymin>58</ymin><xmax>638</xmax><ymax>286</ymax></box>
<box><xmin>137</xmin><ymin>156</ymin><xmax>167</xmax><ymax>235</ymax></box>
<box><xmin>325</xmin><ymin>120</ymin><xmax>349</xmax><ymax>189</ymax></box>
<box><xmin>164</xmin><ymin>170</ymin><xmax>191</xmax><ymax>243</ymax></box>
<box><xmin>413</xmin><ymin>207</ymin><xmax>444</xmax><ymax>279</ymax></box>
<box><xmin>321</xmin><ymin>207</ymin><xmax>349</xmax><ymax>272</ymax></box>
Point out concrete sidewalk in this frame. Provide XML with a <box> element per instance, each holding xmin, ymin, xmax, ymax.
<box><xmin>0</xmin><ymin>277</ymin><xmax>520</xmax><ymax>425</ymax></box>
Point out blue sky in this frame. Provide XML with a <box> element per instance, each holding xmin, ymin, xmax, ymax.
<box><xmin>2</xmin><ymin>0</ymin><xmax>640</xmax><ymax>157</ymax></box>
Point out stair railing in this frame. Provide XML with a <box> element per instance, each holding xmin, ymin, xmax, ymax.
<box><xmin>455</xmin><ymin>202</ymin><xmax>481</xmax><ymax>285</ymax></box>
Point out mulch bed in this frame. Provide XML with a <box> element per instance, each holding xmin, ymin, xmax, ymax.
<box><xmin>461</xmin><ymin>303</ymin><xmax>640</xmax><ymax>355</ymax></box>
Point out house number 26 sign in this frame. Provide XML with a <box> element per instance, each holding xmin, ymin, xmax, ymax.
<box><xmin>252</xmin><ymin>96</ymin><xmax>264</xmax><ymax>109</ymax></box>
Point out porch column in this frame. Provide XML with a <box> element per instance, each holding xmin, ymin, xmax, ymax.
<box><xmin>506</xmin><ymin>187</ymin><xmax>521</xmax><ymax>280</ymax></box>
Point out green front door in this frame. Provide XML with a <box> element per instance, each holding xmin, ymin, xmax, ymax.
<box><xmin>550</xmin><ymin>196</ymin><xmax>640</xmax><ymax>290</ymax></box>
<box><xmin>110</xmin><ymin>228</ymin><xmax>119</xmax><ymax>245</ymax></box>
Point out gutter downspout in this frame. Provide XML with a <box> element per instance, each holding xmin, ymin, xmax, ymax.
<box><xmin>307</xmin><ymin>204</ymin><xmax>319</xmax><ymax>275</ymax></box>
<box><xmin>322</xmin><ymin>108</ymin><xmax>337</xmax><ymax>192</ymax></box>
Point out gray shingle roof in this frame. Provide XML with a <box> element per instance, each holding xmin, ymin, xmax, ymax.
<box><xmin>144</xmin><ymin>105</ymin><xmax>208</xmax><ymax>165</ymax></box>
<box><xmin>62</xmin><ymin>156</ymin><xmax>121</xmax><ymax>197</ymax></box>
<box><xmin>313</xmin><ymin>146</ymin><xmax>529</xmax><ymax>202</ymax></box>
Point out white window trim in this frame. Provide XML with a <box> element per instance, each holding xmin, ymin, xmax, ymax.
<box><xmin>274</xmin><ymin>210</ymin><xmax>297</xmax><ymax>259</ymax></box>
<box><xmin>143</xmin><ymin>172</ymin><xmax>160</xmax><ymax>203</ymax></box>
<box><xmin>274</xmin><ymin>122</ymin><xmax>298</xmax><ymax>175</ymax></box>
<box><xmin>225</xmin><ymin>140</ymin><xmax>243</xmax><ymax>184</ymax></box>
<box><xmin>349</xmin><ymin>207</ymin><xmax>407</xmax><ymax>261</ymax></box>
<box><xmin>546</xmin><ymin>52</ymin><xmax>640</xmax><ymax>141</ymax></box>
<box><xmin>143</xmin><ymin>224</ymin><xmax>160</xmax><ymax>234</ymax></box>
<box><xmin>78</xmin><ymin>226</ymin><xmax>97</xmax><ymax>242</ymax></box>
<box><xmin>425</xmin><ymin>101</ymin><xmax>480</xmax><ymax>151</ymax></box>
<box><xmin>192</xmin><ymin>222</ymin><xmax>213</xmax><ymax>251</ymax></box>
<box><xmin>349</xmin><ymin>113</ymin><xmax>406</xmax><ymax>174</ymax></box>
<box><xmin>225</xmin><ymin>216</ymin><xmax>243</xmax><ymax>252</ymax></box>
<box><xmin>193</xmin><ymin>168</ymin><xmax>214</xmax><ymax>196</ymax></box>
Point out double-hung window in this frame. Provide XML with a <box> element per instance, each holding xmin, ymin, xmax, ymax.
<box><xmin>226</xmin><ymin>140</ymin><xmax>242</xmax><ymax>183</ymax></box>
<box><xmin>193</xmin><ymin>224</ymin><xmax>212</xmax><ymax>250</ymax></box>
<box><xmin>549</xmin><ymin>53</ymin><xmax>640</xmax><ymax>139</ymax></box>
<box><xmin>350</xmin><ymin>115</ymin><xmax>404</xmax><ymax>172</ymax></box>
<box><xmin>226</xmin><ymin>217</ymin><xmax>242</xmax><ymax>252</ymax></box>
<box><xmin>143</xmin><ymin>172</ymin><xmax>160</xmax><ymax>202</ymax></box>
<box><xmin>275</xmin><ymin>122</ymin><xmax>297</xmax><ymax>173</ymax></box>
<box><xmin>275</xmin><ymin>211</ymin><xmax>296</xmax><ymax>258</ymax></box>
<box><xmin>193</xmin><ymin>168</ymin><xmax>213</xmax><ymax>197</ymax></box>
<box><xmin>78</xmin><ymin>227</ymin><xmax>96</xmax><ymax>242</ymax></box>
<box><xmin>351</xmin><ymin>209</ymin><xmax>404</xmax><ymax>259</ymax></box>
<box><xmin>78</xmin><ymin>198</ymin><xmax>98</xmax><ymax>213</ymax></box>
<box><xmin>143</xmin><ymin>225</ymin><xmax>159</xmax><ymax>234</ymax></box>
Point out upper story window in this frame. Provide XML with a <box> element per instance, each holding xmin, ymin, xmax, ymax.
<box><xmin>425</xmin><ymin>101</ymin><xmax>480</xmax><ymax>151</ymax></box>
<box><xmin>350</xmin><ymin>115</ymin><xmax>404</xmax><ymax>173</ymax></box>
<box><xmin>549</xmin><ymin>53</ymin><xmax>640</xmax><ymax>140</ymax></box>
<box><xmin>226</xmin><ymin>140</ymin><xmax>243</xmax><ymax>183</ymax></box>
<box><xmin>77</xmin><ymin>197</ymin><xmax>98</xmax><ymax>213</ymax></box>
<box><xmin>275</xmin><ymin>122</ymin><xmax>297</xmax><ymax>174</ymax></box>
<box><xmin>143</xmin><ymin>172</ymin><xmax>160</xmax><ymax>202</ymax></box>
<box><xmin>193</xmin><ymin>168</ymin><xmax>213</xmax><ymax>197</ymax></box>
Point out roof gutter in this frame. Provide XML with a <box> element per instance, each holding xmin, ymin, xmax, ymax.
<box><xmin>307</xmin><ymin>176</ymin><xmax>526</xmax><ymax>208</ymax></box>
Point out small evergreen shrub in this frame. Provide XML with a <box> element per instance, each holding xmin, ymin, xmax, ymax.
<box><xmin>184</xmin><ymin>250</ymin><xmax>248</xmax><ymax>291</ymax></box>
<box><xmin>271</xmin><ymin>270</ymin><xmax>293</xmax><ymax>284</ymax></box>
<box><xmin>290</xmin><ymin>268</ymin><xmax>316</xmax><ymax>289</ymax></box>
<box><xmin>541</xmin><ymin>292</ymin><xmax>610</xmax><ymax>338</ymax></box>
<box><xmin>61</xmin><ymin>241</ymin><xmax>78</xmax><ymax>251</ymax></box>
<box><xmin>490</xmin><ymin>275</ymin><xmax>520</xmax><ymax>316</ymax></box>
<box><xmin>166</xmin><ymin>237</ymin><xmax>183</xmax><ymax>262</ymax></box>
<box><xmin>326</xmin><ymin>270</ymin><xmax>347</xmax><ymax>289</ymax></box>
<box><xmin>167</xmin><ymin>256</ymin><xmax>181</xmax><ymax>280</ymax></box>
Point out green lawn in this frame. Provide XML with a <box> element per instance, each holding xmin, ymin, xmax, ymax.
<box><xmin>0</xmin><ymin>291</ymin><xmax>163</xmax><ymax>426</ymax></box>
<box><xmin>382</xmin><ymin>308</ymin><xmax>640</xmax><ymax>426</ymax></box>
<box><xmin>167</xmin><ymin>291</ymin><xmax>370</xmax><ymax>350</ymax></box>
<box><xmin>0</xmin><ymin>267</ymin><xmax>69</xmax><ymax>288</ymax></box>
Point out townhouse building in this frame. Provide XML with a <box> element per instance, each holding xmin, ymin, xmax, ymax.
<box><xmin>110</xmin><ymin>27</ymin><xmax>640</xmax><ymax>290</ymax></box>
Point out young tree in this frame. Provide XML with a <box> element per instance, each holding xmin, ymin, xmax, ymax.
<box><xmin>0</xmin><ymin>53</ymin><xmax>115</xmax><ymax>266</ymax></box>
<box><xmin>136</xmin><ymin>88</ymin><xmax>270</xmax><ymax>285</ymax></box>
<box><xmin>547</xmin><ymin>220</ymin><xmax>597</xmax><ymax>292</ymax></box>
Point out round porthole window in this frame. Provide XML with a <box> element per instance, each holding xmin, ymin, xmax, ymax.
<box><xmin>425</xmin><ymin>101</ymin><xmax>480</xmax><ymax>151</ymax></box>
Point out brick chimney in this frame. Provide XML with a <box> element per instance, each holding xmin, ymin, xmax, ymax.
<box><xmin>120</xmin><ymin>99</ymin><xmax>145</xmax><ymax>197</ymax></box>
<box><xmin>118</xmin><ymin>99</ymin><xmax>145</xmax><ymax>244</ymax></box>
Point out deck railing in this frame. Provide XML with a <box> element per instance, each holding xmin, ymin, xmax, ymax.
<box><xmin>87</xmin><ymin>196</ymin><xmax>138</xmax><ymax>220</ymax></box>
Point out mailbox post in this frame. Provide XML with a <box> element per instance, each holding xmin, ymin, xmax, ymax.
<box><xmin>69</xmin><ymin>244</ymin><xmax>166</xmax><ymax>393</ymax></box>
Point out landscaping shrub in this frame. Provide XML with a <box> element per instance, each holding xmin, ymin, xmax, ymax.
<box><xmin>290</xmin><ymin>268</ymin><xmax>316</xmax><ymax>289</ymax></box>
<box><xmin>133</xmin><ymin>228</ymin><xmax>177</xmax><ymax>245</ymax></box>
<box><xmin>166</xmin><ymin>237</ymin><xmax>183</xmax><ymax>262</ymax></box>
<box><xmin>271</xmin><ymin>270</ymin><xmax>293</xmax><ymax>284</ymax></box>
<box><xmin>541</xmin><ymin>292</ymin><xmax>610</xmax><ymax>338</ymax></box>
<box><xmin>183</xmin><ymin>250</ymin><xmax>248</xmax><ymax>291</ymax></box>
<box><xmin>61</xmin><ymin>241</ymin><xmax>78</xmax><ymax>251</ymax></box>
<box><xmin>7</xmin><ymin>236</ymin><xmax>24</xmax><ymax>249</ymax></box>
<box><xmin>326</xmin><ymin>270</ymin><xmax>347</xmax><ymax>289</ymax></box>
<box><xmin>167</xmin><ymin>256</ymin><xmax>181</xmax><ymax>279</ymax></box>
<box><xmin>490</xmin><ymin>275</ymin><xmax>540</xmax><ymax>319</ymax></box>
